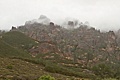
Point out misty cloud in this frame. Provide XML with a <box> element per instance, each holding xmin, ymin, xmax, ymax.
<box><xmin>0</xmin><ymin>0</ymin><xmax>120</xmax><ymax>31</ymax></box>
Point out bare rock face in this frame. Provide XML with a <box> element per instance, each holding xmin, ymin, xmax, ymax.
<box><xmin>50</xmin><ymin>22</ymin><xmax>54</xmax><ymax>26</ymax></box>
<box><xmin>10</xmin><ymin>26</ymin><xmax>17</xmax><ymax>31</ymax></box>
<box><xmin>62</xmin><ymin>18</ymin><xmax>80</xmax><ymax>29</ymax></box>
<box><xmin>68</xmin><ymin>21</ymin><xmax>74</xmax><ymax>26</ymax></box>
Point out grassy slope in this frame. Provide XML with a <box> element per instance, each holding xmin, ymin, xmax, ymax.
<box><xmin>0</xmin><ymin>39</ymin><xmax>30</xmax><ymax>58</ymax></box>
<box><xmin>0</xmin><ymin>31</ymin><xmax>37</xmax><ymax>58</ymax></box>
<box><xmin>0</xmin><ymin>57</ymin><xmax>82</xmax><ymax>80</ymax></box>
<box><xmin>1</xmin><ymin>31</ymin><xmax>37</xmax><ymax>50</ymax></box>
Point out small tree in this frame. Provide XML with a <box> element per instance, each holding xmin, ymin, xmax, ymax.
<box><xmin>92</xmin><ymin>63</ymin><xmax>113</xmax><ymax>78</ymax></box>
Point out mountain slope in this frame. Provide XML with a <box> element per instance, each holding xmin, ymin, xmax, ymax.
<box><xmin>0</xmin><ymin>39</ymin><xmax>30</xmax><ymax>58</ymax></box>
<box><xmin>15</xmin><ymin>22</ymin><xmax>120</xmax><ymax>79</ymax></box>
<box><xmin>0</xmin><ymin>31</ymin><xmax>38</xmax><ymax>58</ymax></box>
<box><xmin>1</xmin><ymin>31</ymin><xmax>37</xmax><ymax>50</ymax></box>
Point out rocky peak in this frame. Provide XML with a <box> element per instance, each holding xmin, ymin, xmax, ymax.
<box><xmin>50</xmin><ymin>22</ymin><xmax>54</xmax><ymax>26</ymax></box>
<box><xmin>25</xmin><ymin>15</ymin><xmax>50</xmax><ymax>25</ymax></box>
<box><xmin>68</xmin><ymin>21</ymin><xmax>74</xmax><ymax>26</ymax></box>
<box><xmin>10</xmin><ymin>26</ymin><xmax>17</xmax><ymax>31</ymax></box>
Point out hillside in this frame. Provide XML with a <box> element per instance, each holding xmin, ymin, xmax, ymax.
<box><xmin>1</xmin><ymin>31</ymin><xmax>37</xmax><ymax>50</ymax></box>
<box><xmin>0</xmin><ymin>31</ymin><xmax>95</xmax><ymax>80</ymax></box>
<box><xmin>0</xmin><ymin>57</ymin><xmax>87</xmax><ymax>80</ymax></box>
<box><xmin>14</xmin><ymin>20</ymin><xmax>120</xmax><ymax>79</ymax></box>
<box><xmin>0</xmin><ymin>18</ymin><xmax>120</xmax><ymax>79</ymax></box>
<box><xmin>17</xmin><ymin>22</ymin><xmax>120</xmax><ymax>65</ymax></box>
<box><xmin>0</xmin><ymin>31</ymin><xmax>38</xmax><ymax>58</ymax></box>
<box><xmin>0</xmin><ymin>39</ymin><xmax>30</xmax><ymax>58</ymax></box>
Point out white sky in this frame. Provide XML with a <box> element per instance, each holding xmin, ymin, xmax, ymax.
<box><xmin>0</xmin><ymin>0</ymin><xmax>120</xmax><ymax>31</ymax></box>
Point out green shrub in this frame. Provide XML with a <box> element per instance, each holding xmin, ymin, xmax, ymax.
<box><xmin>38</xmin><ymin>75</ymin><xmax>55</xmax><ymax>80</ymax></box>
<box><xmin>92</xmin><ymin>63</ymin><xmax>120</xmax><ymax>79</ymax></box>
<box><xmin>6</xmin><ymin>65</ymin><xmax>13</xmax><ymax>69</ymax></box>
<box><xmin>44</xmin><ymin>62</ymin><xmax>96</xmax><ymax>79</ymax></box>
<box><xmin>92</xmin><ymin>63</ymin><xmax>113</xmax><ymax>78</ymax></box>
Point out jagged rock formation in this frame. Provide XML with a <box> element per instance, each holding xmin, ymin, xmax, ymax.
<box><xmin>62</xmin><ymin>18</ymin><xmax>80</xmax><ymax>29</ymax></box>
<box><xmin>10</xmin><ymin>26</ymin><xmax>17</xmax><ymax>31</ymax></box>
<box><xmin>14</xmin><ymin>17</ymin><xmax>120</xmax><ymax>67</ymax></box>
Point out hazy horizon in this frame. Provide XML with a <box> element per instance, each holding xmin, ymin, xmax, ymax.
<box><xmin>0</xmin><ymin>0</ymin><xmax>120</xmax><ymax>31</ymax></box>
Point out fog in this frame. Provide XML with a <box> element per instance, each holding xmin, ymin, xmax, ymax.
<box><xmin>0</xmin><ymin>0</ymin><xmax>120</xmax><ymax>31</ymax></box>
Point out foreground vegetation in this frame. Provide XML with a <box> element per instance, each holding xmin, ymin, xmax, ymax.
<box><xmin>0</xmin><ymin>57</ymin><xmax>91</xmax><ymax>80</ymax></box>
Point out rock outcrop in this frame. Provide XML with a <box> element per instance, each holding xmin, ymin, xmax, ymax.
<box><xmin>15</xmin><ymin>16</ymin><xmax>120</xmax><ymax>67</ymax></box>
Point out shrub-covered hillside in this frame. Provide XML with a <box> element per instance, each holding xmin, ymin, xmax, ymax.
<box><xmin>0</xmin><ymin>31</ymin><xmax>38</xmax><ymax>58</ymax></box>
<box><xmin>1</xmin><ymin>31</ymin><xmax>37</xmax><ymax>50</ymax></box>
